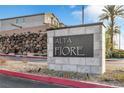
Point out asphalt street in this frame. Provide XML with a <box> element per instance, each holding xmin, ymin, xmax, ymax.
<box><xmin>0</xmin><ymin>74</ymin><xmax>68</xmax><ymax>88</ymax></box>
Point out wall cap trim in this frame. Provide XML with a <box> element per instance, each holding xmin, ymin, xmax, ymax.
<box><xmin>47</xmin><ymin>22</ymin><xmax>105</xmax><ymax>31</ymax></box>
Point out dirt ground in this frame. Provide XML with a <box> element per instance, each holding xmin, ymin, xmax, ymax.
<box><xmin>106</xmin><ymin>60</ymin><xmax>124</xmax><ymax>71</ymax></box>
<box><xmin>1</xmin><ymin>58</ymin><xmax>124</xmax><ymax>73</ymax></box>
<box><xmin>0</xmin><ymin>59</ymin><xmax>47</xmax><ymax>72</ymax></box>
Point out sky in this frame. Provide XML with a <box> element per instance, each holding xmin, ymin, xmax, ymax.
<box><xmin>0</xmin><ymin>5</ymin><xmax>124</xmax><ymax>49</ymax></box>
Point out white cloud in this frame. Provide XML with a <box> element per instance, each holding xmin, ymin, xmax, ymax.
<box><xmin>84</xmin><ymin>5</ymin><xmax>104</xmax><ymax>22</ymax></box>
<box><xmin>71</xmin><ymin>10</ymin><xmax>82</xmax><ymax>20</ymax></box>
<box><xmin>84</xmin><ymin>6</ymin><xmax>104</xmax><ymax>16</ymax></box>
<box><xmin>71</xmin><ymin>5</ymin><xmax>104</xmax><ymax>23</ymax></box>
<box><xmin>69</xmin><ymin>5</ymin><xmax>76</xmax><ymax>8</ymax></box>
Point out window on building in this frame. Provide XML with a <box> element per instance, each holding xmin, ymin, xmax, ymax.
<box><xmin>51</xmin><ymin>17</ymin><xmax>54</xmax><ymax>25</ymax></box>
<box><xmin>16</xmin><ymin>18</ymin><xmax>25</xmax><ymax>24</ymax></box>
<box><xmin>22</xmin><ymin>18</ymin><xmax>25</xmax><ymax>23</ymax></box>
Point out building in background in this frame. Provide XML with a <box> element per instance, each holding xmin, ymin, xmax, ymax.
<box><xmin>0</xmin><ymin>13</ymin><xmax>64</xmax><ymax>32</ymax></box>
<box><xmin>0</xmin><ymin>13</ymin><xmax>65</xmax><ymax>55</ymax></box>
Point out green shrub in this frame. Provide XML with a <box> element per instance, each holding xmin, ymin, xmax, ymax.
<box><xmin>112</xmin><ymin>51</ymin><xmax>124</xmax><ymax>58</ymax></box>
<box><xmin>33</xmin><ymin>53</ymin><xmax>47</xmax><ymax>56</ymax></box>
<box><xmin>33</xmin><ymin>53</ymin><xmax>40</xmax><ymax>56</ymax></box>
<box><xmin>106</xmin><ymin>50</ymin><xmax>113</xmax><ymax>58</ymax></box>
<box><xmin>120</xmin><ymin>53</ymin><xmax>124</xmax><ymax>58</ymax></box>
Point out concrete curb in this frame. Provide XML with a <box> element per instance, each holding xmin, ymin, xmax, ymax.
<box><xmin>0</xmin><ymin>53</ymin><xmax>47</xmax><ymax>59</ymax></box>
<box><xmin>0</xmin><ymin>69</ymin><xmax>116</xmax><ymax>88</ymax></box>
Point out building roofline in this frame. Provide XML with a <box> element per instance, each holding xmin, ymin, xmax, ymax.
<box><xmin>0</xmin><ymin>13</ymin><xmax>46</xmax><ymax>20</ymax></box>
<box><xmin>0</xmin><ymin>12</ymin><xmax>63</xmax><ymax>25</ymax></box>
<box><xmin>45</xmin><ymin>13</ymin><xmax>62</xmax><ymax>24</ymax></box>
<box><xmin>50</xmin><ymin>13</ymin><xmax>60</xmax><ymax>23</ymax></box>
<box><xmin>47</xmin><ymin>22</ymin><xmax>105</xmax><ymax>31</ymax></box>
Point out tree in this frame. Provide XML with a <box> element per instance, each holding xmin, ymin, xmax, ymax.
<box><xmin>105</xmin><ymin>24</ymin><xmax>120</xmax><ymax>58</ymax></box>
<box><xmin>99</xmin><ymin>5</ymin><xmax>124</xmax><ymax>51</ymax></box>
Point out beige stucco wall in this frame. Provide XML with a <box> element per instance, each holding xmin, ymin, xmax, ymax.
<box><xmin>44</xmin><ymin>13</ymin><xmax>60</xmax><ymax>28</ymax></box>
<box><xmin>0</xmin><ymin>14</ymin><xmax>44</xmax><ymax>31</ymax></box>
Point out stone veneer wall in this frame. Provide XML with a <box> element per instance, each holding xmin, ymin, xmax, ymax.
<box><xmin>47</xmin><ymin>23</ymin><xmax>105</xmax><ymax>74</ymax></box>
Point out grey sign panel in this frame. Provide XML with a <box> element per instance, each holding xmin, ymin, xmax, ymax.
<box><xmin>53</xmin><ymin>34</ymin><xmax>94</xmax><ymax>57</ymax></box>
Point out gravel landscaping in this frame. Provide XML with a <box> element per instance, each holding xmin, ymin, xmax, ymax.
<box><xmin>0</xmin><ymin>57</ymin><xmax>47</xmax><ymax>72</ymax></box>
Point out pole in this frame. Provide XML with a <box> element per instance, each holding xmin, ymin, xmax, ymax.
<box><xmin>119</xmin><ymin>31</ymin><xmax>121</xmax><ymax>58</ymax></box>
<box><xmin>82</xmin><ymin>5</ymin><xmax>84</xmax><ymax>24</ymax></box>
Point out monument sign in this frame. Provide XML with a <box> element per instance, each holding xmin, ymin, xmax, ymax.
<box><xmin>53</xmin><ymin>34</ymin><xmax>94</xmax><ymax>57</ymax></box>
<box><xmin>47</xmin><ymin>22</ymin><xmax>105</xmax><ymax>74</ymax></box>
